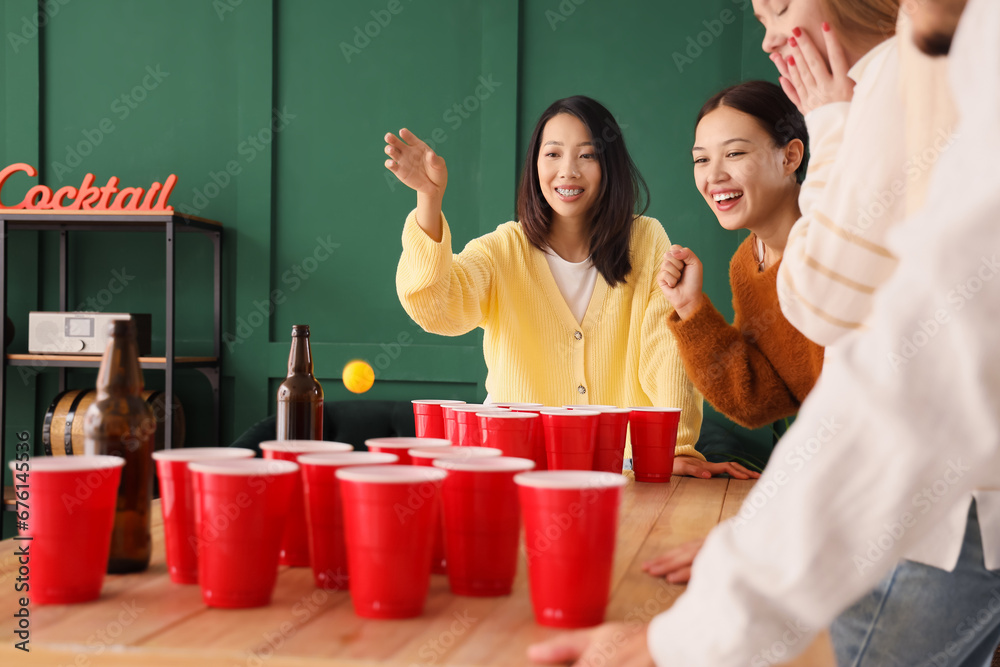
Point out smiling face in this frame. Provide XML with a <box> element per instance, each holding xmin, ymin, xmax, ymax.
<box><xmin>536</xmin><ymin>113</ymin><xmax>602</xmax><ymax>227</ymax></box>
<box><xmin>693</xmin><ymin>106</ymin><xmax>801</xmax><ymax>232</ymax></box>
<box><xmin>753</xmin><ymin>0</ymin><xmax>829</xmax><ymax>63</ymax></box>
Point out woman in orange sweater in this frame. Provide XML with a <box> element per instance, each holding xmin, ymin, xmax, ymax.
<box><xmin>659</xmin><ymin>80</ymin><xmax>824</xmax><ymax>430</ymax></box>
<box><xmin>644</xmin><ymin>81</ymin><xmax>825</xmax><ymax>582</ymax></box>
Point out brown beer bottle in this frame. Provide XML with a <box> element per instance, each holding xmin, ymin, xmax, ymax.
<box><xmin>83</xmin><ymin>319</ymin><xmax>155</xmax><ymax>573</ymax></box>
<box><xmin>277</xmin><ymin>324</ymin><xmax>323</xmax><ymax>439</ymax></box>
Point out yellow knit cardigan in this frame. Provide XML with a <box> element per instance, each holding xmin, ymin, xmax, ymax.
<box><xmin>396</xmin><ymin>210</ymin><xmax>704</xmax><ymax>459</ymax></box>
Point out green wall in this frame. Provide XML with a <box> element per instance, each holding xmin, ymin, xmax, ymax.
<box><xmin>3</xmin><ymin>0</ymin><xmax>780</xmax><ymax>535</ymax></box>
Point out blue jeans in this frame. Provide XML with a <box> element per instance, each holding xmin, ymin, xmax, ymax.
<box><xmin>832</xmin><ymin>501</ymin><xmax>1000</xmax><ymax>667</ymax></box>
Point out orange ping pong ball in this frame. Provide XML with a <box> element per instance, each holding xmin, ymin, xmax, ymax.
<box><xmin>342</xmin><ymin>360</ymin><xmax>375</xmax><ymax>394</ymax></box>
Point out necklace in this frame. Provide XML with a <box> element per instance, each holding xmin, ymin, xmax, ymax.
<box><xmin>753</xmin><ymin>235</ymin><xmax>767</xmax><ymax>273</ymax></box>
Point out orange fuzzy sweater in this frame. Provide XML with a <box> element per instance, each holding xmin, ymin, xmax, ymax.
<box><xmin>667</xmin><ymin>236</ymin><xmax>825</xmax><ymax>429</ymax></box>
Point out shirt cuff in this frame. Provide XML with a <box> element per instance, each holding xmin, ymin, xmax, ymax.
<box><xmin>675</xmin><ymin>444</ymin><xmax>706</xmax><ymax>461</ymax></box>
<box><xmin>804</xmin><ymin>102</ymin><xmax>851</xmax><ymax>140</ymax></box>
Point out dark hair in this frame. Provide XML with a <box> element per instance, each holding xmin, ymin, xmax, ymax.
<box><xmin>696</xmin><ymin>80</ymin><xmax>809</xmax><ymax>182</ymax></box>
<box><xmin>516</xmin><ymin>96</ymin><xmax>649</xmax><ymax>287</ymax></box>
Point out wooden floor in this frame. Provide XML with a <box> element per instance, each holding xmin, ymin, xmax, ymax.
<box><xmin>0</xmin><ymin>475</ymin><xmax>834</xmax><ymax>666</ymax></box>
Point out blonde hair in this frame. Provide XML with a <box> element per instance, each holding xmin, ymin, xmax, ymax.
<box><xmin>821</xmin><ymin>0</ymin><xmax>900</xmax><ymax>54</ymax></box>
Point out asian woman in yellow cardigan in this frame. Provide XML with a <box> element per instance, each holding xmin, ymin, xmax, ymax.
<box><xmin>384</xmin><ymin>95</ymin><xmax>757</xmax><ymax>479</ymax></box>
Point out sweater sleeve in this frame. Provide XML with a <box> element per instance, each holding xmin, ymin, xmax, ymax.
<box><xmin>777</xmin><ymin>46</ymin><xmax>904</xmax><ymax>346</ymax></box>
<box><xmin>395</xmin><ymin>209</ymin><xmax>493</xmax><ymax>337</ymax></box>
<box><xmin>796</xmin><ymin>102</ymin><xmax>850</xmax><ymax>219</ymax></box>
<box><xmin>638</xmin><ymin>226</ymin><xmax>705</xmax><ymax>460</ymax></box>
<box><xmin>667</xmin><ymin>297</ymin><xmax>802</xmax><ymax>430</ymax></box>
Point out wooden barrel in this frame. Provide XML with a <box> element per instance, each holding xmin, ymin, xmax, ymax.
<box><xmin>42</xmin><ymin>389</ymin><xmax>186</xmax><ymax>456</ymax></box>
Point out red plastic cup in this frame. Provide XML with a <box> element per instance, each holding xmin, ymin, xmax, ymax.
<box><xmin>478</xmin><ymin>411</ymin><xmax>539</xmax><ymax>460</ymax></box>
<box><xmin>565</xmin><ymin>407</ymin><xmax>631</xmax><ymax>474</ymax></box>
<box><xmin>9</xmin><ymin>456</ymin><xmax>124</xmax><ymax>604</ymax></box>
<box><xmin>510</xmin><ymin>406</ymin><xmax>552</xmax><ymax>471</ymax></box>
<box><xmin>540</xmin><ymin>409</ymin><xmax>600</xmax><ymax>471</ymax></box>
<box><xmin>433</xmin><ymin>457</ymin><xmax>535</xmax><ymax>596</ymax></box>
<box><xmin>365</xmin><ymin>437</ymin><xmax>451</xmax><ymax>465</ymax></box>
<box><xmin>336</xmin><ymin>465</ymin><xmax>447</xmax><ymax>619</ymax></box>
<box><xmin>451</xmin><ymin>405</ymin><xmax>508</xmax><ymax>447</ymax></box>
<box><xmin>260</xmin><ymin>441</ymin><xmax>354</xmax><ymax>566</ymax></box>
<box><xmin>515</xmin><ymin>470</ymin><xmax>627</xmax><ymax>627</ymax></box>
<box><xmin>188</xmin><ymin>458</ymin><xmax>299</xmax><ymax>608</ymax></box>
<box><xmin>442</xmin><ymin>404</ymin><xmax>487</xmax><ymax>445</ymax></box>
<box><xmin>153</xmin><ymin>447</ymin><xmax>255</xmax><ymax>584</ymax></box>
<box><xmin>298</xmin><ymin>451</ymin><xmax>399</xmax><ymax>590</ymax></box>
<box><xmin>491</xmin><ymin>402</ymin><xmax>544</xmax><ymax>409</ymax></box>
<box><xmin>412</xmin><ymin>399</ymin><xmax>465</xmax><ymax>439</ymax></box>
<box><xmin>408</xmin><ymin>446</ymin><xmax>503</xmax><ymax>465</ymax></box>
<box><xmin>409</xmin><ymin>446</ymin><xmax>502</xmax><ymax>574</ymax></box>
<box><xmin>628</xmin><ymin>408</ymin><xmax>681</xmax><ymax>483</ymax></box>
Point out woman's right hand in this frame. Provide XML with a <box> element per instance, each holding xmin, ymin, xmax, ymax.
<box><xmin>641</xmin><ymin>537</ymin><xmax>706</xmax><ymax>584</ymax></box>
<box><xmin>384</xmin><ymin>128</ymin><xmax>448</xmax><ymax>199</ymax></box>
<box><xmin>770</xmin><ymin>23</ymin><xmax>854</xmax><ymax>115</ymax></box>
<box><xmin>657</xmin><ymin>245</ymin><xmax>704</xmax><ymax>320</ymax></box>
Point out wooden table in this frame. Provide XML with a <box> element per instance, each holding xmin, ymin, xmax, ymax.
<box><xmin>0</xmin><ymin>475</ymin><xmax>834</xmax><ymax>665</ymax></box>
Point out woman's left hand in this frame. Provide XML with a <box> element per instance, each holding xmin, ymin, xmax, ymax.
<box><xmin>528</xmin><ymin>622</ymin><xmax>655</xmax><ymax>666</ymax></box>
<box><xmin>673</xmin><ymin>455</ymin><xmax>760</xmax><ymax>480</ymax></box>
<box><xmin>772</xmin><ymin>23</ymin><xmax>854</xmax><ymax>115</ymax></box>
<box><xmin>642</xmin><ymin>537</ymin><xmax>706</xmax><ymax>584</ymax></box>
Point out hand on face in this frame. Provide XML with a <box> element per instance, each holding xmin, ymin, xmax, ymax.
<box><xmin>772</xmin><ymin>24</ymin><xmax>855</xmax><ymax>115</ymax></box>
<box><xmin>657</xmin><ymin>245</ymin><xmax>704</xmax><ymax>320</ymax></box>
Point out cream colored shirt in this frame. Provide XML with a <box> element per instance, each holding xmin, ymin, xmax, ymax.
<box><xmin>778</xmin><ymin>38</ymin><xmax>906</xmax><ymax>346</ymax></box>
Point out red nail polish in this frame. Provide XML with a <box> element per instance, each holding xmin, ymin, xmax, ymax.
<box><xmin>788</xmin><ymin>55</ymin><xmax>796</xmax><ymax>66</ymax></box>
<box><xmin>793</xmin><ymin>26</ymin><xmax>802</xmax><ymax>37</ymax></box>
<box><xmin>789</xmin><ymin>36</ymin><xmax>797</xmax><ymax>48</ymax></box>
<box><xmin>822</xmin><ymin>21</ymin><xmax>830</xmax><ymax>32</ymax></box>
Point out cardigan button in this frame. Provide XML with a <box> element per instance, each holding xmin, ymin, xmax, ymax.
<box><xmin>577</xmin><ymin>385</ymin><xmax>586</xmax><ymax>394</ymax></box>
<box><xmin>574</xmin><ymin>330</ymin><xmax>582</xmax><ymax>340</ymax></box>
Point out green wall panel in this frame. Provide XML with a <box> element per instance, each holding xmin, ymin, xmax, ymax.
<box><xmin>35</xmin><ymin>0</ymin><xmax>274</xmax><ymax>448</ymax></box>
<box><xmin>2</xmin><ymin>0</ymin><xmax>42</xmax><ymax>538</ymax></box>
<box><xmin>40</xmin><ymin>0</ymin><xmax>229</xmax><ymax>350</ymax></box>
<box><xmin>272</xmin><ymin>1</ymin><xmax>505</xmax><ymax>347</ymax></box>
<box><xmin>271</xmin><ymin>0</ymin><xmax>521</xmax><ymax>399</ymax></box>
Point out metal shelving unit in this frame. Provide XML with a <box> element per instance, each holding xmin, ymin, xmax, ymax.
<box><xmin>0</xmin><ymin>211</ymin><xmax>222</xmax><ymax>510</ymax></box>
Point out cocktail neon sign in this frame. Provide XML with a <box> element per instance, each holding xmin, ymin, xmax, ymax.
<box><xmin>0</xmin><ymin>163</ymin><xmax>176</xmax><ymax>212</ymax></box>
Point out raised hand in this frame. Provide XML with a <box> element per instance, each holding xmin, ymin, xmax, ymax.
<box><xmin>771</xmin><ymin>23</ymin><xmax>854</xmax><ymax>115</ymax></box>
<box><xmin>384</xmin><ymin>128</ymin><xmax>447</xmax><ymax>241</ymax></box>
<box><xmin>384</xmin><ymin>128</ymin><xmax>448</xmax><ymax>199</ymax></box>
<box><xmin>657</xmin><ymin>245</ymin><xmax>704</xmax><ymax>320</ymax></box>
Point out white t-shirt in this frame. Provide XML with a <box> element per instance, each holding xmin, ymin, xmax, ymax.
<box><xmin>544</xmin><ymin>249</ymin><xmax>598</xmax><ymax>325</ymax></box>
